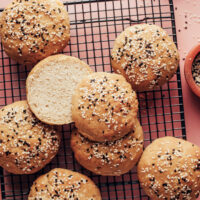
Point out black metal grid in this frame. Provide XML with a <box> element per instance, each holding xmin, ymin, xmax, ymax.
<box><xmin>0</xmin><ymin>0</ymin><xmax>186</xmax><ymax>199</ymax></box>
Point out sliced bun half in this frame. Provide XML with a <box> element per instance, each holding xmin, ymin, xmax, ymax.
<box><xmin>26</xmin><ymin>54</ymin><xmax>93</xmax><ymax>125</ymax></box>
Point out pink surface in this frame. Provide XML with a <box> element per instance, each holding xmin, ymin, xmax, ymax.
<box><xmin>173</xmin><ymin>0</ymin><xmax>200</xmax><ymax>147</ymax></box>
<box><xmin>0</xmin><ymin>0</ymin><xmax>199</xmax><ymax>200</ymax></box>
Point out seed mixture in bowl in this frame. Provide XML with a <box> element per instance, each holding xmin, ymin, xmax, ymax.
<box><xmin>192</xmin><ymin>53</ymin><xmax>200</xmax><ymax>87</ymax></box>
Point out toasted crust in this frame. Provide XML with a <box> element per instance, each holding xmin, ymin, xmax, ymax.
<box><xmin>137</xmin><ymin>136</ymin><xmax>200</xmax><ymax>200</ymax></box>
<box><xmin>71</xmin><ymin>119</ymin><xmax>143</xmax><ymax>176</ymax></box>
<box><xmin>0</xmin><ymin>0</ymin><xmax>70</xmax><ymax>65</ymax></box>
<box><xmin>26</xmin><ymin>54</ymin><xmax>93</xmax><ymax>125</ymax></box>
<box><xmin>111</xmin><ymin>24</ymin><xmax>180</xmax><ymax>91</ymax></box>
<box><xmin>0</xmin><ymin>101</ymin><xmax>61</xmax><ymax>174</ymax></box>
<box><xmin>28</xmin><ymin>168</ymin><xmax>102</xmax><ymax>200</ymax></box>
<box><xmin>71</xmin><ymin>72</ymin><xmax>138</xmax><ymax>142</ymax></box>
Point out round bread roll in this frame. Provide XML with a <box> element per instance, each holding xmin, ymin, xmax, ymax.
<box><xmin>111</xmin><ymin>24</ymin><xmax>180</xmax><ymax>91</ymax></box>
<box><xmin>28</xmin><ymin>168</ymin><xmax>102</xmax><ymax>200</ymax></box>
<box><xmin>137</xmin><ymin>136</ymin><xmax>200</xmax><ymax>200</ymax></box>
<box><xmin>26</xmin><ymin>54</ymin><xmax>93</xmax><ymax>125</ymax></box>
<box><xmin>71</xmin><ymin>72</ymin><xmax>138</xmax><ymax>142</ymax></box>
<box><xmin>0</xmin><ymin>101</ymin><xmax>60</xmax><ymax>174</ymax></box>
<box><xmin>71</xmin><ymin>118</ymin><xmax>143</xmax><ymax>176</ymax></box>
<box><xmin>0</xmin><ymin>0</ymin><xmax>70</xmax><ymax>65</ymax></box>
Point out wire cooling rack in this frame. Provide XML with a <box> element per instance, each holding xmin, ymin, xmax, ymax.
<box><xmin>0</xmin><ymin>0</ymin><xmax>186</xmax><ymax>199</ymax></box>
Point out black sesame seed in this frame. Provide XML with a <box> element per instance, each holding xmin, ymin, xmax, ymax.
<box><xmin>5</xmin><ymin>151</ymin><xmax>11</xmax><ymax>156</ymax></box>
<box><xmin>182</xmin><ymin>177</ymin><xmax>187</xmax><ymax>182</ymax></box>
<box><xmin>90</xmin><ymin>79</ymin><xmax>95</xmax><ymax>83</ymax></box>
<box><xmin>162</xmin><ymin>183</ymin><xmax>167</xmax><ymax>187</ymax></box>
<box><xmin>149</xmin><ymin>177</ymin><xmax>155</xmax><ymax>182</ymax></box>
<box><xmin>195</xmin><ymin>192</ymin><xmax>200</xmax><ymax>198</ymax></box>
<box><xmin>139</xmin><ymin>63</ymin><xmax>143</xmax><ymax>67</ymax></box>
<box><xmin>167</xmin><ymin>155</ymin><xmax>172</xmax><ymax>161</ymax></box>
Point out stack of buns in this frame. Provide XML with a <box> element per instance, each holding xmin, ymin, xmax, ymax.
<box><xmin>71</xmin><ymin>72</ymin><xmax>144</xmax><ymax>176</ymax></box>
<box><xmin>0</xmin><ymin>0</ymin><xmax>200</xmax><ymax>199</ymax></box>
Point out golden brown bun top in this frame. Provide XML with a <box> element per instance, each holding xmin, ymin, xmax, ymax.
<box><xmin>71</xmin><ymin>118</ymin><xmax>144</xmax><ymax>176</ymax></box>
<box><xmin>0</xmin><ymin>101</ymin><xmax>60</xmax><ymax>174</ymax></box>
<box><xmin>28</xmin><ymin>168</ymin><xmax>102</xmax><ymax>200</ymax></box>
<box><xmin>72</xmin><ymin>72</ymin><xmax>138</xmax><ymax>142</ymax></box>
<box><xmin>0</xmin><ymin>0</ymin><xmax>70</xmax><ymax>65</ymax></box>
<box><xmin>111</xmin><ymin>24</ymin><xmax>180</xmax><ymax>91</ymax></box>
<box><xmin>137</xmin><ymin>136</ymin><xmax>200</xmax><ymax>200</ymax></box>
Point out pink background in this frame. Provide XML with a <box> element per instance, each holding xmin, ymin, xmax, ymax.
<box><xmin>0</xmin><ymin>0</ymin><xmax>200</xmax><ymax>199</ymax></box>
<box><xmin>174</xmin><ymin>0</ymin><xmax>200</xmax><ymax>146</ymax></box>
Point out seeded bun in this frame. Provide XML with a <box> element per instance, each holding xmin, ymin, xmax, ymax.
<box><xmin>0</xmin><ymin>101</ymin><xmax>60</xmax><ymax>174</ymax></box>
<box><xmin>26</xmin><ymin>54</ymin><xmax>92</xmax><ymax>125</ymax></box>
<box><xmin>0</xmin><ymin>0</ymin><xmax>70</xmax><ymax>65</ymax></box>
<box><xmin>71</xmin><ymin>118</ymin><xmax>143</xmax><ymax>176</ymax></box>
<box><xmin>111</xmin><ymin>24</ymin><xmax>180</xmax><ymax>91</ymax></box>
<box><xmin>71</xmin><ymin>72</ymin><xmax>138</xmax><ymax>142</ymax></box>
<box><xmin>137</xmin><ymin>136</ymin><xmax>200</xmax><ymax>200</ymax></box>
<box><xmin>28</xmin><ymin>168</ymin><xmax>102</xmax><ymax>200</ymax></box>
